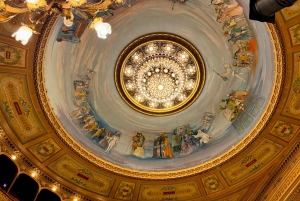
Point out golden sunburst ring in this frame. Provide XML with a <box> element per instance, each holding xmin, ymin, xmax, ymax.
<box><xmin>115</xmin><ymin>33</ymin><xmax>206</xmax><ymax>116</ymax></box>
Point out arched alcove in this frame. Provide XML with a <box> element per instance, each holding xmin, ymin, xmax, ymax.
<box><xmin>36</xmin><ymin>189</ymin><xmax>61</xmax><ymax>201</ymax></box>
<box><xmin>0</xmin><ymin>154</ymin><xmax>18</xmax><ymax>192</ymax></box>
<box><xmin>9</xmin><ymin>174</ymin><xmax>39</xmax><ymax>201</ymax></box>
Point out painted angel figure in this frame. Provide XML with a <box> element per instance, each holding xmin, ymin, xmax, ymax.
<box><xmin>221</xmin><ymin>62</ymin><xmax>247</xmax><ymax>83</ymax></box>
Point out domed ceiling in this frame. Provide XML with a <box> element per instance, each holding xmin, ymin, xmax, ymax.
<box><xmin>41</xmin><ymin>0</ymin><xmax>278</xmax><ymax>173</ymax></box>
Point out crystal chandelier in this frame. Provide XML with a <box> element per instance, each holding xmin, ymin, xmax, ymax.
<box><xmin>117</xmin><ymin>37</ymin><xmax>204</xmax><ymax>116</ymax></box>
<box><xmin>115</xmin><ymin>34</ymin><xmax>205</xmax><ymax>116</ymax></box>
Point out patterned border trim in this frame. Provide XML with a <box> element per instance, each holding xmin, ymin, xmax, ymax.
<box><xmin>287</xmin><ymin>183</ymin><xmax>300</xmax><ymax>201</ymax></box>
<box><xmin>0</xmin><ymin>189</ymin><xmax>12</xmax><ymax>201</ymax></box>
<box><xmin>255</xmin><ymin>137</ymin><xmax>300</xmax><ymax>200</ymax></box>
<box><xmin>33</xmin><ymin>15</ymin><xmax>285</xmax><ymax>180</ymax></box>
<box><xmin>0</xmin><ymin>125</ymin><xmax>96</xmax><ymax>201</ymax></box>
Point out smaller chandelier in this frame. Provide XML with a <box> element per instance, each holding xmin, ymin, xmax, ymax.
<box><xmin>90</xmin><ymin>17</ymin><xmax>112</xmax><ymax>39</ymax></box>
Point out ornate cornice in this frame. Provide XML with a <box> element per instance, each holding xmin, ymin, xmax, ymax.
<box><xmin>33</xmin><ymin>15</ymin><xmax>285</xmax><ymax>180</ymax></box>
<box><xmin>0</xmin><ymin>126</ymin><xmax>96</xmax><ymax>201</ymax></box>
<box><xmin>0</xmin><ymin>190</ymin><xmax>12</xmax><ymax>201</ymax></box>
<box><xmin>254</xmin><ymin>133</ymin><xmax>300</xmax><ymax>200</ymax></box>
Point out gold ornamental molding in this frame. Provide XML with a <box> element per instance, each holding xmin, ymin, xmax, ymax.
<box><xmin>114</xmin><ymin>33</ymin><xmax>205</xmax><ymax>116</ymax></box>
<box><xmin>33</xmin><ymin>14</ymin><xmax>285</xmax><ymax>180</ymax></box>
<box><xmin>0</xmin><ymin>126</ymin><xmax>96</xmax><ymax>201</ymax></box>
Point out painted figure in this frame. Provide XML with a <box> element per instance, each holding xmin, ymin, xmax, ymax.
<box><xmin>74</xmin><ymin>80</ymin><xmax>89</xmax><ymax>90</ymax></box>
<box><xmin>220</xmin><ymin>91</ymin><xmax>247</xmax><ymax>121</ymax></box>
<box><xmin>220</xmin><ymin>62</ymin><xmax>247</xmax><ymax>83</ymax></box>
<box><xmin>152</xmin><ymin>137</ymin><xmax>160</xmax><ymax>158</ymax></box>
<box><xmin>105</xmin><ymin>133</ymin><xmax>120</xmax><ymax>153</ymax></box>
<box><xmin>172</xmin><ymin>131</ymin><xmax>181</xmax><ymax>152</ymax></box>
<box><xmin>70</xmin><ymin>106</ymin><xmax>90</xmax><ymax>119</ymax></box>
<box><xmin>82</xmin><ymin>116</ymin><xmax>96</xmax><ymax>129</ymax></box>
<box><xmin>99</xmin><ymin>132</ymin><xmax>111</xmax><ymax>149</ymax></box>
<box><xmin>91</xmin><ymin>127</ymin><xmax>105</xmax><ymax>139</ymax></box>
<box><xmin>84</xmin><ymin>121</ymin><xmax>98</xmax><ymax>132</ymax></box>
<box><xmin>163</xmin><ymin>134</ymin><xmax>174</xmax><ymax>158</ymax></box>
<box><xmin>194</xmin><ymin>130</ymin><xmax>211</xmax><ymax>146</ymax></box>
<box><xmin>56</xmin><ymin>8</ymin><xmax>90</xmax><ymax>43</ymax></box>
<box><xmin>132</xmin><ymin>132</ymin><xmax>145</xmax><ymax>158</ymax></box>
<box><xmin>217</xmin><ymin>5</ymin><xmax>243</xmax><ymax>22</ymax></box>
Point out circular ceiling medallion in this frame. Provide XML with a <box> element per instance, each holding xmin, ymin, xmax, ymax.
<box><xmin>115</xmin><ymin>33</ymin><xmax>205</xmax><ymax>116</ymax></box>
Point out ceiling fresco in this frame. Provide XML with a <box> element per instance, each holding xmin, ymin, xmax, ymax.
<box><xmin>42</xmin><ymin>0</ymin><xmax>277</xmax><ymax>171</ymax></box>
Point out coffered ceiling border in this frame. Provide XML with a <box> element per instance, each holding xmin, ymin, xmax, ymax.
<box><xmin>0</xmin><ymin>126</ymin><xmax>96</xmax><ymax>201</ymax></box>
<box><xmin>33</xmin><ymin>14</ymin><xmax>286</xmax><ymax>180</ymax></box>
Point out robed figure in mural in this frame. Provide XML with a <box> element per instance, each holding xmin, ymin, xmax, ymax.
<box><xmin>163</xmin><ymin>133</ymin><xmax>174</xmax><ymax>158</ymax></box>
<box><xmin>132</xmin><ymin>132</ymin><xmax>145</xmax><ymax>158</ymax></box>
<box><xmin>172</xmin><ymin>131</ymin><xmax>181</xmax><ymax>152</ymax></box>
<box><xmin>153</xmin><ymin>133</ymin><xmax>174</xmax><ymax>158</ymax></box>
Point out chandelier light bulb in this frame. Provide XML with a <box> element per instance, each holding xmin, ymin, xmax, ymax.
<box><xmin>26</xmin><ymin>0</ymin><xmax>41</xmax><ymax>4</ymax></box>
<box><xmin>94</xmin><ymin>21</ymin><xmax>111</xmax><ymax>39</ymax></box>
<box><xmin>12</xmin><ymin>25</ymin><xmax>34</xmax><ymax>45</ymax></box>
<box><xmin>63</xmin><ymin>17</ymin><xmax>73</xmax><ymax>27</ymax></box>
<box><xmin>11</xmin><ymin>155</ymin><xmax>16</xmax><ymax>160</ymax></box>
<box><xmin>158</xmin><ymin>84</ymin><xmax>164</xmax><ymax>90</ymax></box>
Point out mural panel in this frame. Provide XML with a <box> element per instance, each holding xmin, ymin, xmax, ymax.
<box><xmin>269</xmin><ymin>121</ymin><xmax>299</xmax><ymax>142</ymax></box>
<box><xmin>0</xmin><ymin>42</ymin><xmax>26</xmax><ymax>68</ymax></box>
<box><xmin>216</xmin><ymin>187</ymin><xmax>249</xmax><ymax>201</ymax></box>
<box><xmin>202</xmin><ymin>174</ymin><xmax>224</xmax><ymax>195</ymax></box>
<box><xmin>283</xmin><ymin>52</ymin><xmax>300</xmax><ymax>119</ymax></box>
<box><xmin>0</xmin><ymin>73</ymin><xmax>46</xmax><ymax>143</ymax></box>
<box><xmin>138</xmin><ymin>181</ymin><xmax>201</xmax><ymax>201</ymax></box>
<box><xmin>43</xmin><ymin>0</ymin><xmax>277</xmax><ymax>172</ymax></box>
<box><xmin>221</xmin><ymin>138</ymin><xmax>283</xmax><ymax>186</ymax></box>
<box><xmin>114</xmin><ymin>181</ymin><xmax>135</xmax><ymax>200</ymax></box>
<box><xmin>281</xmin><ymin>0</ymin><xmax>300</xmax><ymax>20</ymax></box>
<box><xmin>289</xmin><ymin>24</ymin><xmax>300</xmax><ymax>46</ymax></box>
<box><xmin>28</xmin><ymin>138</ymin><xmax>61</xmax><ymax>162</ymax></box>
<box><xmin>48</xmin><ymin>154</ymin><xmax>115</xmax><ymax>196</ymax></box>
